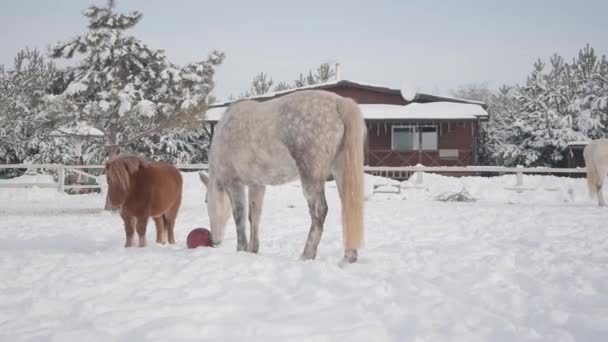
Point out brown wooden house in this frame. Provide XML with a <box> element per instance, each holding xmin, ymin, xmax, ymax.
<box><xmin>205</xmin><ymin>79</ymin><xmax>488</xmax><ymax>169</ymax></box>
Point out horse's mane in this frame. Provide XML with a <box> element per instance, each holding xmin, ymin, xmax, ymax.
<box><xmin>106</xmin><ymin>154</ymin><xmax>148</xmax><ymax>195</ymax></box>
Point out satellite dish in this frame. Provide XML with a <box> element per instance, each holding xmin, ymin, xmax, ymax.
<box><xmin>400</xmin><ymin>81</ymin><xmax>417</xmax><ymax>101</ymax></box>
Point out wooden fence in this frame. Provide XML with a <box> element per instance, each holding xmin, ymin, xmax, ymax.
<box><xmin>0</xmin><ymin>163</ymin><xmax>209</xmax><ymax>192</ymax></box>
<box><xmin>0</xmin><ymin>163</ymin><xmax>587</xmax><ymax>193</ymax></box>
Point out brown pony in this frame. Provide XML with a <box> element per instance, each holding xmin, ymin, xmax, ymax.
<box><xmin>105</xmin><ymin>154</ymin><xmax>183</xmax><ymax>247</ymax></box>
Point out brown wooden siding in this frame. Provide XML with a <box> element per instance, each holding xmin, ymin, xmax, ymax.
<box><xmin>365</xmin><ymin>121</ymin><xmax>477</xmax><ymax>167</ymax></box>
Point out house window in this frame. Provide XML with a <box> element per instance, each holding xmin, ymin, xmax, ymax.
<box><xmin>420</xmin><ymin>126</ymin><xmax>438</xmax><ymax>150</ymax></box>
<box><xmin>391</xmin><ymin>125</ymin><xmax>438</xmax><ymax>151</ymax></box>
<box><xmin>392</xmin><ymin>126</ymin><xmax>417</xmax><ymax>150</ymax></box>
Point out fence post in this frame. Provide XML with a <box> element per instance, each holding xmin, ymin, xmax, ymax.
<box><xmin>58</xmin><ymin>165</ymin><xmax>65</xmax><ymax>193</ymax></box>
<box><xmin>515</xmin><ymin>165</ymin><xmax>524</xmax><ymax>186</ymax></box>
<box><xmin>416</xmin><ymin>171</ymin><xmax>423</xmax><ymax>185</ymax></box>
<box><xmin>516</xmin><ymin>172</ymin><xmax>523</xmax><ymax>187</ymax></box>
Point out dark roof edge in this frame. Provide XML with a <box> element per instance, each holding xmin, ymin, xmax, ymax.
<box><xmin>210</xmin><ymin>79</ymin><xmax>488</xmax><ymax>109</ymax></box>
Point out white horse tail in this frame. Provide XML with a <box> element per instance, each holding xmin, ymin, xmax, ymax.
<box><xmin>336</xmin><ymin>97</ymin><xmax>366</xmax><ymax>251</ymax></box>
<box><xmin>583</xmin><ymin>145</ymin><xmax>600</xmax><ymax>198</ymax></box>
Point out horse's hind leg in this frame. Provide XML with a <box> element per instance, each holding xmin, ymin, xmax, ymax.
<box><xmin>248</xmin><ymin>185</ymin><xmax>266</xmax><ymax>253</ymax></box>
<box><xmin>598</xmin><ymin>166</ymin><xmax>608</xmax><ymax>206</ymax></box>
<box><xmin>136</xmin><ymin>216</ymin><xmax>149</xmax><ymax>247</ymax></box>
<box><xmin>153</xmin><ymin>217</ymin><xmax>165</xmax><ymax>244</ymax></box>
<box><xmin>300</xmin><ymin>178</ymin><xmax>328</xmax><ymax>261</ymax></box>
<box><xmin>598</xmin><ymin>184</ymin><xmax>606</xmax><ymax>207</ymax></box>
<box><xmin>226</xmin><ymin>183</ymin><xmax>248</xmax><ymax>251</ymax></box>
<box><xmin>164</xmin><ymin>197</ymin><xmax>181</xmax><ymax>244</ymax></box>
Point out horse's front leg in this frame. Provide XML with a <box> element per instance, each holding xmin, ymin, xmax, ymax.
<box><xmin>136</xmin><ymin>216</ymin><xmax>149</xmax><ymax>247</ymax></box>
<box><xmin>226</xmin><ymin>183</ymin><xmax>248</xmax><ymax>251</ymax></box>
<box><xmin>248</xmin><ymin>185</ymin><xmax>266</xmax><ymax>253</ymax></box>
<box><xmin>301</xmin><ymin>179</ymin><xmax>328</xmax><ymax>261</ymax></box>
<box><xmin>121</xmin><ymin>211</ymin><xmax>136</xmax><ymax>248</ymax></box>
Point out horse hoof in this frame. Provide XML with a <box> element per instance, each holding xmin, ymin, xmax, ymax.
<box><xmin>344</xmin><ymin>250</ymin><xmax>358</xmax><ymax>263</ymax></box>
<box><xmin>299</xmin><ymin>253</ymin><xmax>316</xmax><ymax>261</ymax></box>
<box><xmin>247</xmin><ymin>243</ymin><xmax>259</xmax><ymax>253</ymax></box>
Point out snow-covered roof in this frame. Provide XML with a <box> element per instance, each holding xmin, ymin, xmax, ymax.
<box><xmin>212</xmin><ymin>79</ymin><xmax>486</xmax><ymax>107</ymax></box>
<box><xmin>566</xmin><ymin>140</ymin><xmax>591</xmax><ymax>147</ymax></box>
<box><xmin>361</xmin><ymin>103</ymin><xmax>487</xmax><ymax>120</ymax></box>
<box><xmin>50</xmin><ymin>123</ymin><xmax>104</xmax><ymax>137</ymax></box>
<box><xmin>204</xmin><ymin>102</ymin><xmax>488</xmax><ymax>122</ymax></box>
<box><xmin>205</xmin><ymin>107</ymin><xmax>226</xmax><ymax>122</ymax></box>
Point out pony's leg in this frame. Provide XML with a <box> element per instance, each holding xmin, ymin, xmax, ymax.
<box><xmin>164</xmin><ymin>197</ymin><xmax>181</xmax><ymax>244</ymax></box>
<box><xmin>225</xmin><ymin>183</ymin><xmax>248</xmax><ymax>251</ymax></box>
<box><xmin>122</xmin><ymin>214</ymin><xmax>136</xmax><ymax>248</ymax></box>
<box><xmin>153</xmin><ymin>217</ymin><xmax>165</xmax><ymax>244</ymax></box>
<box><xmin>136</xmin><ymin>216</ymin><xmax>149</xmax><ymax>247</ymax></box>
<box><xmin>300</xmin><ymin>178</ymin><xmax>328</xmax><ymax>261</ymax></box>
<box><xmin>248</xmin><ymin>185</ymin><xmax>266</xmax><ymax>253</ymax></box>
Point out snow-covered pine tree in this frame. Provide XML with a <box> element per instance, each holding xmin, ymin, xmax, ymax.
<box><xmin>273</xmin><ymin>81</ymin><xmax>291</xmax><ymax>92</ymax></box>
<box><xmin>314</xmin><ymin>63</ymin><xmax>335</xmax><ymax>83</ymax></box>
<box><xmin>509</xmin><ymin>58</ymin><xmax>579</xmax><ymax>166</ymax></box>
<box><xmin>249</xmin><ymin>72</ymin><xmax>273</xmax><ymax>95</ymax></box>
<box><xmin>477</xmin><ymin>86</ymin><xmax>521</xmax><ymax>165</ymax></box>
<box><xmin>570</xmin><ymin>44</ymin><xmax>608</xmax><ymax>139</ymax></box>
<box><xmin>450</xmin><ymin>82</ymin><xmax>494</xmax><ymax>106</ymax></box>
<box><xmin>230</xmin><ymin>62</ymin><xmax>336</xmax><ymax>99</ymax></box>
<box><xmin>293</xmin><ymin>73</ymin><xmax>307</xmax><ymax>88</ymax></box>
<box><xmin>42</xmin><ymin>0</ymin><xmax>224</xmax><ymax>161</ymax></box>
<box><xmin>0</xmin><ymin>48</ymin><xmax>66</xmax><ymax>169</ymax></box>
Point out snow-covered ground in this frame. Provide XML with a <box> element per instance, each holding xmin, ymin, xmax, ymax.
<box><xmin>1</xmin><ymin>172</ymin><xmax>607</xmax><ymax>341</ymax></box>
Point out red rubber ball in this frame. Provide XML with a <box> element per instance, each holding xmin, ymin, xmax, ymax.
<box><xmin>186</xmin><ymin>228</ymin><xmax>213</xmax><ymax>248</ymax></box>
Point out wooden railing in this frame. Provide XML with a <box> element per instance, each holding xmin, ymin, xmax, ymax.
<box><xmin>365</xmin><ymin>165</ymin><xmax>587</xmax><ymax>190</ymax></box>
<box><xmin>0</xmin><ymin>163</ymin><xmax>209</xmax><ymax>192</ymax></box>
<box><xmin>0</xmin><ymin>163</ymin><xmax>586</xmax><ymax>193</ymax></box>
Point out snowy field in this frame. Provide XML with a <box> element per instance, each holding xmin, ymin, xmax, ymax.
<box><xmin>1</xmin><ymin>172</ymin><xmax>607</xmax><ymax>341</ymax></box>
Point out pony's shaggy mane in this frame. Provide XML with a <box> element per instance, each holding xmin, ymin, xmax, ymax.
<box><xmin>106</xmin><ymin>154</ymin><xmax>148</xmax><ymax>199</ymax></box>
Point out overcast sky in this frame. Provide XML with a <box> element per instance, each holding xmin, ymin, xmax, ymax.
<box><xmin>1</xmin><ymin>0</ymin><xmax>607</xmax><ymax>100</ymax></box>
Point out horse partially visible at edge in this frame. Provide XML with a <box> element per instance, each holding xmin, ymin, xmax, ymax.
<box><xmin>584</xmin><ymin>138</ymin><xmax>608</xmax><ymax>207</ymax></box>
<box><xmin>105</xmin><ymin>154</ymin><xmax>183</xmax><ymax>247</ymax></box>
<box><xmin>199</xmin><ymin>90</ymin><xmax>366</xmax><ymax>263</ymax></box>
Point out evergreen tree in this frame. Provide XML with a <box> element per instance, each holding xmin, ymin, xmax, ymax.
<box><xmin>477</xmin><ymin>86</ymin><xmax>521</xmax><ymax>165</ymax></box>
<box><xmin>0</xmin><ymin>48</ymin><xmax>65</xmax><ymax>168</ymax></box>
<box><xmin>450</xmin><ymin>82</ymin><xmax>493</xmax><ymax>105</ymax></box>
<box><xmin>249</xmin><ymin>72</ymin><xmax>273</xmax><ymax>95</ymax></box>
<box><xmin>570</xmin><ymin>44</ymin><xmax>608</xmax><ymax>138</ymax></box>
<box><xmin>314</xmin><ymin>62</ymin><xmax>335</xmax><ymax>83</ymax></box>
<box><xmin>273</xmin><ymin>81</ymin><xmax>291</xmax><ymax>92</ymax></box>
<box><xmin>231</xmin><ymin>62</ymin><xmax>336</xmax><ymax>99</ymax></box>
<box><xmin>481</xmin><ymin>44</ymin><xmax>608</xmax><ymax>167</ymax></box>
<box><xmin>43</xmin><ymin>0</ymin><xmax>224</xmax><ymax>161</ymax></box>
<box><xmin>293</xmin><ymin>73</ymin><xmax>307</xmax><ymax>88</ymax></box>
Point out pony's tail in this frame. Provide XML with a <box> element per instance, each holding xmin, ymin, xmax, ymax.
<box><xmin>336</xmin><ymin>97</ymin><xmax>366</xmax><ymax>252</ymax></box>
<box><xmin>585</xmin><ymin>152</ymin><xmax>599</xmax><ymax>199</ymax></box>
